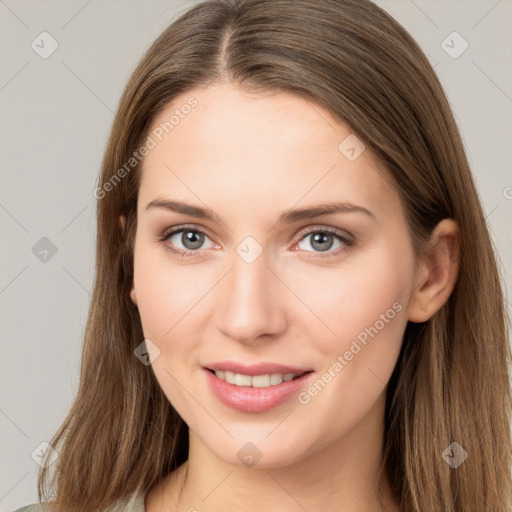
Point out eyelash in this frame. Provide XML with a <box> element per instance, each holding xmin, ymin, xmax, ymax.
<box><xmin>158</xmin><ymin>224</ymin><xmax>355</xmax><ymax>259</ymax></box>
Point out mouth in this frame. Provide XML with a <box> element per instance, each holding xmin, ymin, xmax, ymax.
<box><xmin>203</xmin><ymin>366</ymin><xmax>315</xmax><ymax>413</ymax></box>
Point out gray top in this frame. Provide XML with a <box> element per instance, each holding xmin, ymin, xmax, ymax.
<box><xmin>11</xmin><ymin>489</ymin><xmax>146</xmax><ymax>512</ymax></box>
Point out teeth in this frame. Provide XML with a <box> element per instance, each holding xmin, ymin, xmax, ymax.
<box><xmin>235</xmin><ymin>373</ymin><xmax>252</xmax><ymax>386</ymax></box>
<box><xmin>214</xmin><ymin>370</ymin><xmax>299</xmax><ymax>387</ymax></box>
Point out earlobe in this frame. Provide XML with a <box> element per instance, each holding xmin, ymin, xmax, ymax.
<box><xmin>407</xmin><ymin>219</ymin><xmax>460</xmax><ymax>323</ymax></box>
<box><xmin>119</xmin><ymin>214</ymin><xmax>137</xmax><ymax>306</ymax></box>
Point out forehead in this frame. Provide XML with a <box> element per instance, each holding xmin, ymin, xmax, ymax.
<box><xmin>146</xmin><ymin>83</ymin><xmax>348</xmax><ymax>163</ymax></box>
<box><xmin>139</xmin><ymin>83</ymin><xmax>399</xmax><ymax>219</ymax></box>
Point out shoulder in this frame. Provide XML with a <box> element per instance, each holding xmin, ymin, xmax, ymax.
<box><xmin>105</xmin><ymin>489</ymin><xmax>146</xmax><ymax>512</ymax></box>
<box><xmin>12</xmin><ymin>489</ymin><xmax>146</xmax><ymax>512</ymax></box>
<box><xmin>11</xmin><ymin>505</ymin><xmax>54</xmax><ymax>512</ymax></box>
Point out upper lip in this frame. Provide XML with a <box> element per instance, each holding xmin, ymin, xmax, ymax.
<box><xmin>205</xmin><ymin>361</ymin><xmax>313</xmax><ymax>376</ymax></box>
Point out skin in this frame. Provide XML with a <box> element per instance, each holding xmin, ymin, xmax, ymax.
<box><xmin>125</xmin><ymin>82</ymin><xmax>459</xmax><ymax>512</ymax></box>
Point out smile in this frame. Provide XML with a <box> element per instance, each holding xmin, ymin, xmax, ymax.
<box><xmin>210</xmin><ymin>369</ymin><xmax>303</xmax><ymax>387</ymax></box>
<box><xmin>204</xmin><ymin>367</ymin><xmax>314</xmax><ymax>413</ymax></box>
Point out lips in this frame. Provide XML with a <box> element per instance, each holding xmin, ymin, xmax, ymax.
<box><xmin>203</xmin><ymin>361</ymin><xmax>315</xmax><ymax>413</ymax></box>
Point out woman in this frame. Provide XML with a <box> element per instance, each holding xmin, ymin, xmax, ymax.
<box><xmin>15</xmin><ymin>0</ymin><xmax>512</xmax><ymax>511</ymax></box>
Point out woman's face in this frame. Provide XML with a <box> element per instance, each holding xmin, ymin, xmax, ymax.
<box><xmin>130</xmin><ymin>83</ymin><xmax>417</xmax><ymax>467</ymax></box>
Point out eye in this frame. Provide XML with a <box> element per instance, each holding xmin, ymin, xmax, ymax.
<box><xmin>159</xmin><ymin>225</ymin><xmax>217</xmax><ymax>257</ymax></box>
<box><xmin>159</xmin><ymin>225</ymin><xmax>355</xmax><ymax>259</ymax></box>
<box><xmin>295</xmin><ymin>227</ymin><xmax>354</xmax><ymax>257</ymax></box>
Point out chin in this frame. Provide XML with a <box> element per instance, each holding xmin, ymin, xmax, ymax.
<box><xmin>204</xmin><ymin>432</ymin><xmax>315</xmax><ymax>469</ymax></box>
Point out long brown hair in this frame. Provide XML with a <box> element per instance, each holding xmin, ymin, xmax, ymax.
<box><xmin>38</xmin><ymin>1</ymin><xmax>512</xmax><ymax>510</ymax></box>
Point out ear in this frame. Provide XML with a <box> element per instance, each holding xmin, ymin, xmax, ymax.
<box><xmin>119</xmin><ymin>214</ymin><xmax>138</xmax><ymax>306</ymax></box>
<box><xmin>130</xmin><ymin>283</ymin><xmax>138</xmax><ymax>306</ymax></box>
<box><xmin>407</xmin><ymin>218</ymin><xmax>460</xmax><ymax>323</ymax></box>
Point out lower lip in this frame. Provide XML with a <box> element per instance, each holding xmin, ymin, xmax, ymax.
<box><xmin>204</xmin><ymin>368</ymin><xmax>314</xmax><ymax>413</ymax></box>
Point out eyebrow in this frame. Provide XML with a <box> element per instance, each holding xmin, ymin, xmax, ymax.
<box><xmin>145</xmin><ymin>199</ymin><xmax>376</xmax><ymax>223</ymax></box>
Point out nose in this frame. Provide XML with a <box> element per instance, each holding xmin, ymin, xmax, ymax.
<box><xmin>215</xmin><ymin>248</ymin><xmax>287</xmax><ymax>345</ymax></box>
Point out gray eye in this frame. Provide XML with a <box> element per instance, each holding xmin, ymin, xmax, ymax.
<box><xmin>169</xmin><ymin>230</ymin><xmax>214</xmax><ymax>251</ymax></box>
<box><xmin>297</xmin><ymin>232</ymin><xmax>344</xmax><ymax>253</ymax></box>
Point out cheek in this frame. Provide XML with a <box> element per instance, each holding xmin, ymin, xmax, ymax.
<box><xmin>133</xmin><ymin>241</ymin><xmax>209</xmax><ymax>339</ymax></box>
<box><xmin>290</xmin><ymin>252</ymin><xmax>411</xmax><ymax>439</ymax></box>
<box><xmin>331</xmin><ymin>251</ymin><xmax>412</xmax><ymax>393</ymax></box>
<box><xmin>284</xmin><ymin>244</ymin><xmax>414</xmax><ymax>355</ymax></box>
<box><xmin>132</xmin><ymin>245</ymin><xmax>210</xmax><ymax>410</ymax></box>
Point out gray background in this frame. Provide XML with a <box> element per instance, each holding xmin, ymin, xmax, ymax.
<box><xmin>1</xmin><ymin>1</ymin><xmax>511</xmax><ymax>510</ymax></box>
